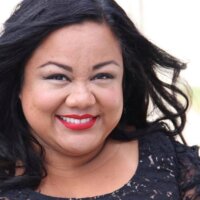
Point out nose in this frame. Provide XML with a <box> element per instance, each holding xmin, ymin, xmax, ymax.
<box><xmin>65</xmin><ymin>83</ymin><xmax>96</xmax><ymax>109</ymax></box>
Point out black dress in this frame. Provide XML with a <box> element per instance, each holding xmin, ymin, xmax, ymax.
<box><xmin>0</xmin><ymin>132</ymin><xmax>200</xmax><ymax>200</ymax></box>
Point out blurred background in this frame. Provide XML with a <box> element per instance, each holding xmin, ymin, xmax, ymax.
<box><xmin>0</xmin><ymin>0</ymin><xmax>199</xmax><ymax>145</ymax></box>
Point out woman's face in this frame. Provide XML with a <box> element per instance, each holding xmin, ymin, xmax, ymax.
<box><xmin>20</xmin><ymin>21</ymin><xmax>123</xmax><ymax>158</ymax></box>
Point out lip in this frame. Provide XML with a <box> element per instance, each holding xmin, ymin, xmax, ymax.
<box><xmin>56</xmin><ymin>114</ymin><xmax>97</xmax><ymax>131</ymax></box>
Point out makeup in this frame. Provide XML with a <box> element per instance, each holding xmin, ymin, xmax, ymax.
<box><xmin>56</xmin><ymin>114</ymin><xmax>97</xmax><ymax>130</ymax></box>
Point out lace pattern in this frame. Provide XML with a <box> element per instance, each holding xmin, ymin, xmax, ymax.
<box><xmin>0</xmin><ymin>132</ymin><xmax>200</xmax><ymax>199</ymax></box>
<box><xmin>174</xmin><ymin>141</ymin><xmax>200</xmax><ymax>200</ymax></box>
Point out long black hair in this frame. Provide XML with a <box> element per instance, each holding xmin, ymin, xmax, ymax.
<box><xmin>0</xmin><ymin>0</ymin><xmax>189</xmax><ymax>190</ymax></box>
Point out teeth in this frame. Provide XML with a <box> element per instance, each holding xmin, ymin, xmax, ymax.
<box><xmin>60</xmin><ymin>116</ymin><xmax>93</xmax><ymax>124</ymax></box>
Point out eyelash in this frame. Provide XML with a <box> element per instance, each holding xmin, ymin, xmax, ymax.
<box><xmin>91</xmin><ymin>73</ymin><xmax>114</xmax><ymax>80</ymax></box>
<box><xmin>44</xmin><ymin>73</ymin><xmax>114</xmax><ymax>82</ymax></box>
<box><xmin>44</xmin><ymin>74</ymin><xmax>70</xmax><ymax>81</ymax></box>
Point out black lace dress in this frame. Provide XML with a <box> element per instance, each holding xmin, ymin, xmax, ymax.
<box><xmin>0</xmin><ymin>132</ymin><xmax>200</xmax><ymax>200</ymax></box>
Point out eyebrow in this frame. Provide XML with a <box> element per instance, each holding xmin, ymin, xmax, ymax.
<box><xmin>38</xmin><ymin>61</ymin><xmax>72</xmax><ymax>72</ymax></box>
<box><xmin>38</xmin><ymin>60</ymin><xmax>120</xmax><ymax>72</ymax></box>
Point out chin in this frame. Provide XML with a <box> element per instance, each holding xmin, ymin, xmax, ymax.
<box><xmin>60</xmin><ymin>139</ymin><xmax>105</xmax><ymax>157</ymax></box>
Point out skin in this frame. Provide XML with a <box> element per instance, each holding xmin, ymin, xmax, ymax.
<box><xmin>19</xmin><ymin>21</ymin><xmax>138</xmax><ymax>198</ymax></box>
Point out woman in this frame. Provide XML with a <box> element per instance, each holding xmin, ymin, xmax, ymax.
<box><xmin>0</xmin><ymin>0</ymin><xmax>199</xmax><ymax>199</ymax></box>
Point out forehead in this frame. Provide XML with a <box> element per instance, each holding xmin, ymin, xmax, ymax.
<box><xmin>25</xmin><ymin>21</ymin><xmax>122</xmax><ymax>69</ymax></box>
<box><xmin>40</xmin><ymin>21</ymin><xmax>120</xmax><ymax>51</ymax></box>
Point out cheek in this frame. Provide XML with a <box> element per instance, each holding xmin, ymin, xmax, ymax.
<box><xmin>21</xmin><ymin>87</ymin><xmax>63</xmax><ymax>115</ymax></box>
<box><xmin>20</xmin><ymin>90</ymin><xmax>62</xmax><ymax>134</ymax></box>
<box><xmin>33</xmin><ymin>92</ymin><xmax>59</xmax><ymax>112</ymax></box>
<box><xmin>99</xmin><ymin>86</ymin><xmax>123</xmax><ymax>112</ymax></box>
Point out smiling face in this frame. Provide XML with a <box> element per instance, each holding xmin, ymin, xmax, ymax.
<box><xmin>19</xmin><ymin>21</ymin><xmax>123</xmax><ymax>159</ymax></box>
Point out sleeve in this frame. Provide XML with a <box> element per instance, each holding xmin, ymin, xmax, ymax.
<box><xmin>173</xmin><ymin>140</ymin><xmax>200</xmax><ymax>200</ymax></box>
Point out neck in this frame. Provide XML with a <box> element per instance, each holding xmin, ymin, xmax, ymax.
<box><xmin>37</xmin><ymin>139</ymin><xmax>138</xmax><ymax>198</ymax></box>
<box><xmin>43</xmin><ymin>138</ymin><xmax>119</xmax><ymax>177</ymax></box>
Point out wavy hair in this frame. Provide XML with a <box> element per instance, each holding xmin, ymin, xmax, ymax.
<box><xmin>0</xmin><ymin>0</ymin><xmax>189</xmax><ymax>190</ymax></box>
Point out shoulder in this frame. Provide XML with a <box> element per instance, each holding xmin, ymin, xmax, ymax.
<box><xmin>172</xmin><ymin>140</ymin><xmax>200</xmax><ymax>199</ymax></box>
<box><xmin>141</xmin><ymin>130</ymin><xmax>200</xmax><ymax>199</ymax></box>
<box><xmin>141</xmin><ymin>130</ymin><xmax>175</xmax><ymax>155</ymax></box>
<box><xmin>139</xmin><ymin>131</ymin><xmax>178</xmax><ymax>179</ymax></box>
<box><xmin>142</xmin><ymin>130</ymin><xmax>200</xmax><ymax>199</ymax></box>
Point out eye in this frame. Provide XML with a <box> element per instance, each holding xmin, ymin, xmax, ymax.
<box><xmin>44</xmin><ymin>74</ymin><xmax>70</xmax><ymax>81</ymax></box>
<box><xmin>92</xmin><ymin>73</ymin><xmax>114</xmax><ymax>80</ymax></box>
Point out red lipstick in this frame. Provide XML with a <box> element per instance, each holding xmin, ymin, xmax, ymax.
<box><xmin>56</xmin><ymin>114</ymin><xmax>97</xmax><ymax>130</ymax></box>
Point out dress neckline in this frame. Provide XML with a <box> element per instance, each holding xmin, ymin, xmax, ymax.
<box><xmin>25</xmin><ymin>138</ymin><xmax>145</xmax><ymax>200</ymax></box>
